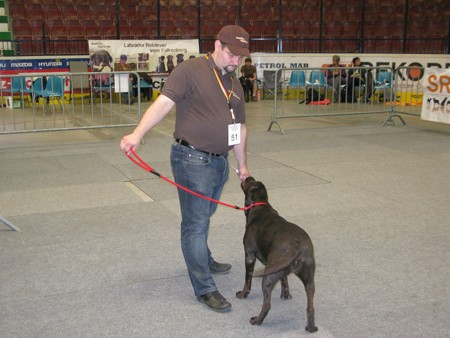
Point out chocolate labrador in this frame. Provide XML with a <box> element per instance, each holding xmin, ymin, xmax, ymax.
<box><xmin>236</xmin><ymin>177</ymin><xmax>318</xmax><ymax>333</ymax></box>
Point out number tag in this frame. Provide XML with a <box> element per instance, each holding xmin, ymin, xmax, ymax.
<box><xmin>228</xmin><ymin>123</ymin><xmax>241</xmax><ymax>146</ymax></box>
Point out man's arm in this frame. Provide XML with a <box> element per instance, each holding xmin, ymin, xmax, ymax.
<box><xmin>232</xmin><ymin>123</ymin><xmax>250</xmax><ymax>181</ymax></box>
<box><xmin>120</xmin><ymin>94</ymin><xmax>175</xmax><ymax>153</ymax></box>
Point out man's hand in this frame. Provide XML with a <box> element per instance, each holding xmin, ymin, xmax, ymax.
<box><xmin>120</xmin><ymin>132</ymin><xmax>141</xmax><ymax>155</ymax></box>
<box><xmin>237</xmin><ymin>166</ymin><xmax>250</xmax><ymax>182</ymax></box>
<box><xmin>119</xmin><ymin>94</ymin><xmax>175</xmax><ymax>155</ymax></box>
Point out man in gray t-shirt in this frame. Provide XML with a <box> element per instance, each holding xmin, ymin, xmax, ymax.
<box><xmin>120</xmin><ymin>25</ymin><xmax>251</xmax><ymax>312</ymax></box>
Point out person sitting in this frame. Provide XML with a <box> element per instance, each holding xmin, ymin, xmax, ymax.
<box><xmin>346</xmin><ymin>57</ymin><xmax>373</xmax><ymax>103</ymax></box>
<box><xmin>325</xmin><ymin>55</ymin><xmax>347</xmax><ymax>103</ymax></box>
<box><xmin>240</xmin><ymin>57</ymin><xmax>257</xmax><ymax>102</ymax></box>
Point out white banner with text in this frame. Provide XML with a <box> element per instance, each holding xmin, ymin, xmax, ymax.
<box><xmin>421</xmin><ymin>68</ymin><xmax>450</xmax><ymax>124</ymax></box>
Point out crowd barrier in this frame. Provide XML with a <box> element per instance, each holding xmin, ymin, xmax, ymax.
<box><xmin>267</xmin><ymin>66</ymin><xmax>394</xmax><ymax>134</ymax></box>
<box><xmin>390</xmin><ymin>66</ymin><xmax>424</xmax><ymax>120</ymax></box>
<box><xmin>265</xmin><ymin>66</ymin><xmax>426</xmax><ymax>134</ymax></box>
<box><xmin>0</xmin><ymin>71</ymin><xmax>148</xmax><ymax>134</ymax></box>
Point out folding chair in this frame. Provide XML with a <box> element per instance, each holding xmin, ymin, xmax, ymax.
<box><xmin>262</xmin><ymin>70</ymin><xmax>283</xmax><ymax>100</ymax></box>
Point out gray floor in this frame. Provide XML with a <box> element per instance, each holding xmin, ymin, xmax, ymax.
<box><xmin>1</xmin><ymin>102</ymin><xmax>450</xmax><ymax>338</ymax></box>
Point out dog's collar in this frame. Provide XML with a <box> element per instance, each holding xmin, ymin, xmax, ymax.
<box><xmin>243</xmin><ymin>202</ymin><xmax>268</xmax><ymax>211</ymax></box>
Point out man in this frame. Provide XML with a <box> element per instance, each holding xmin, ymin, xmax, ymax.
<box><xmin>325</xmin><ymin>55</ymin><xmax>347</xmax><ymax>103</ymax></box>
<box><xmin>115</xmin><ymin>54</ymin><xmax>135</xmax><ymax>104</ymax></box>
<box><xmin>346</xmin><ymin>56</ymin><xmax>373</xmax><ymax>103</ymax></box>
<box><xmin>115</xmin><ymin>54</ymin><xmax>131</xmax><ymax>71</ymax></box>
<box><xmin>240</xmin><ymin>57</ymin><xmax>258</xmax><ymax>102</ymax></box>
<box><xmin>120</xmin><ymin>25</ymin><xmax>251</xmax><ymax>312</ymax></box>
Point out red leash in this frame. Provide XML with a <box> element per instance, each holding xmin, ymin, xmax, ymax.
<box><xmin>126</xmin><ymin>149</ymin><xmax>267</xmax><ymax>211</ymax></box>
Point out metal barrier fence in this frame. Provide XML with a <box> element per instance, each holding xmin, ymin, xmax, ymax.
<box><xmin>390</xmin><ymin>66</ymin><xmax>424</xmax><ymax>120</ymax></box>
<box><xmin>267</xmin><ymin>66</ymin><xmax>398</xmax><ymax>134</ymax></box>
<box><xmin>0</xmin><ymin>71</ymin><xmax>148</xmax><ymax>134</ymax></box>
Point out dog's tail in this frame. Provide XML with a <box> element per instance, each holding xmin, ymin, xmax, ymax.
<box><xmin>260</xmin><ymin>251</ymin><xmax>307</xmax><ymax>276</ymax></box>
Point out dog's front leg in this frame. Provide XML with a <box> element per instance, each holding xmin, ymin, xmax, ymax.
<box><xmin>236</xmin><ymin>252</ymin><xmax>256</xmax><ymax>299</ymax></box>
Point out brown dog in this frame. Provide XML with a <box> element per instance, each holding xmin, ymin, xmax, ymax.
<box><xmin>236</xmin><ymin>177</ymin><xmax>318</xmax><ymax>333</ymax></box>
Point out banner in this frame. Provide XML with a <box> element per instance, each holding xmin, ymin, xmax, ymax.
<box><xmin>249</xmin><ymin>53</ymin><xmax>450</xmax><ymax>81</ymax></box>
<box><xmin>88</xmin><ymin>39</ymin><xmax>199</xmax><ymax>76</ymax></box>
<box><xmin>421</xmin><ymin>68</ymin><xmax>450</xmax><ymax>124</ymax></box>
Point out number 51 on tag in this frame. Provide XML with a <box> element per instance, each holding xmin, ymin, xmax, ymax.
<box><xmin>228</xmin><ymin>123</ymin><xmax>241</xmax><ymax>146</ymax></box>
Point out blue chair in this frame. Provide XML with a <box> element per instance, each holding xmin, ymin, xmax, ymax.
<box><xmin>4</xmin><ymin>77</ymin><xmax>32</xmax><ymax>107</ymax></box>
<box><xmin>31</xmin><ymin>78</ymin><xmax>44</xmax><ymax>104</ymax></box>
<box><xmin>307</xmin><ymin>70</ymin><xmax>328</xmax><ymax>100</ymax></box>
<box><xmin>288</xmin><ymin>70</ymin><xmax>306</xmax><ymax>102</ymax></box>
<box><xmin>308</xmin><ymin>70</ymin><xmax>327</xmax><ymax>87</ymax></box>
<box><xmin>44</xmin><ymin>76</ymin><xmax>65</xmax><ymax>108</ymax></box>
<box><xmin>10</xmin><ymin>77</ymin><xmax>25</xmax><ymax>93</ymax></box>
<box><xmin>374</xmin><ymin>71</ymin><xmax>393</xmax><ymax>103</ymax></box>
<box><xmin>375</xmin><ymin>70</ymin><xmax>392</xmax><ymax>87</ymax></box>
<box><xmin>133</xmin><ymin>78</ymin><xmax>152</xmax><ymax>101</ymax></box>
<box><xmin>32</xmin><ymin>77</ymin><xmax>65</xmax><ymax>110</ymax></box>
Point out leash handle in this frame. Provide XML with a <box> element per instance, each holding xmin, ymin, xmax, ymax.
<box><xmin>126</xmin><ymin>149</ymin><xmax>258</xmax><ymax>211</ymax></box>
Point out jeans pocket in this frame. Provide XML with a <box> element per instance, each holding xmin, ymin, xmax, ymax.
<box><xmin>183</xmin><ymin>151</ymin><xmax>211</xmax><ymax>167</ymax></box>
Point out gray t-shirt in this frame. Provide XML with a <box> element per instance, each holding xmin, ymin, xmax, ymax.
<box><xmin>162</xmin><ymin>55</ymin><xmax>246</xmax><ymax>154</ymax></box>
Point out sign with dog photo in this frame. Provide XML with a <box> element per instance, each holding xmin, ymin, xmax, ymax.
<box><xmin>88</xmin><ymin>39</ymin><xmax>199</xmax><ymax>76</ymax></box>
<box><xmin>421</xmin><ymin>68</ymin><xmax>450</xmax><ymax>124</ymax></box>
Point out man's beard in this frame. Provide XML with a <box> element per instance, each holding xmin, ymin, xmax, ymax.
<box><xmin>224</xmin><ymin>65</ymin><xmax>237</xmax><ymax>73</ymax></box>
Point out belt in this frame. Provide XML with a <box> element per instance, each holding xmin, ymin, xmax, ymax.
<box><xmin>176</xmin><ymin>139</ymin><xmax>222</xmax><ymax>157</ymax></box>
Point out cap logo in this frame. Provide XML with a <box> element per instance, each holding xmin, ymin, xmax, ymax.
<box><xmin>236</xmin><ymin>36</ymin><xmax>248</xmax><ymax>45</ymax></box>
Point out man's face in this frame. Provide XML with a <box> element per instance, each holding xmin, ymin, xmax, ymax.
<box><xmin>354</xmin><ymin>59</ymin><xmax>361</xmax><ymax>66</ymax></box>
<box><xmin>218</xmin><ymin>45</ymin><xmax>244</xmax><ymax>74</ymax></box>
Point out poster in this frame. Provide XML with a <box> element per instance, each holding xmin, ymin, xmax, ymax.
<box><xmin>88</xmin><ymin>39</ymin><xmax>199</xmax><ymax>76</ymax></box>
<box><xmin>421</xmin><ymin>68</ymin><xmax>450</xmax><ymax>124</ymax></box>
<box><xmin>249</xmin><ymin>53</ymin><xmax>450</xmax><ymax>81</ymax></box>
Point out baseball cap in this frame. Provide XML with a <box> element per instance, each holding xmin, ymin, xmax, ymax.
<box><xmin>216</xmin><ymin>25</ymin><xmax>250</xmax><ymax>57</ymax></box>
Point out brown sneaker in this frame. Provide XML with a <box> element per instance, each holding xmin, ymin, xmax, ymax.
<box><xmin>197</xmin><ymin>291</ymin><xmax>232</xmax><ymax>312</ymax></box>
<box><xmin>209</xmin><ymin>261</ymin><xmax>232</xmax><ymax>274</ymax></box>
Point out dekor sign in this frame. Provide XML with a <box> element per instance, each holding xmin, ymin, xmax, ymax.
<box><xmin>361</xmin><ymin>61</ymin><xmax>450</xmax><ymax>82</ymax></box>
<box><xmin>250</xmin><ymin>53</ymin><xmax>450</xmax><ymax>82</ymax></box>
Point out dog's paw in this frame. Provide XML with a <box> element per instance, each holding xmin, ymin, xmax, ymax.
<box><xmin>305</xmin><ymin>325</ymin><xmax>318</xmax><ymax>333</ymax></box>
<box><xmin>236</xmin><ymin>290</ymin><xmax>248</xmax><ymax>299</ymax></box>
<box><xmin>250</xmin><ymin>316</ymin><xmax>263</xmax><ymax>325</ymax></box>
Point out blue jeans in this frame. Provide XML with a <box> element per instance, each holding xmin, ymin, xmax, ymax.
<box><xmin>170</xmin><ymin>143</ymin><xmax>229</xmax><ymax>297</ymax></box>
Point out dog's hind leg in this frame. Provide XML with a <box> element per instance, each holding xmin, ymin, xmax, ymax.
<box><xmin>250</xmin><ymin>273</ymin><xmax>282</xmax><ymax>325</ymax></box>
<box><xmin>280</xmin><ymin>277</ymin><xmax>292</xmax><ymax>299</ymax></box>
<box><xmin>296</xmin><ymin>264</ymin><xmax>318</xmax><ymax>333</ymax></box>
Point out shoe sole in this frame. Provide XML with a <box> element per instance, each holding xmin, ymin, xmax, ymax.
<box><xmin>210</xmin><ymin>269</ymin><xmax>231</xmax><ymax>275</ymax></box>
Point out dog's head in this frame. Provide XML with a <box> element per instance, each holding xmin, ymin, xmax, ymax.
<box><xmin>90</xmin><ymin>50</ymin><xmax>113</xmax><ymax>71</ymax></box>
<box><xmin>241</xmin><ymin>177</ymin><xmax>268</xmax><ymax>207</ymax></box>
<box><xmin>176</xmin><ymin>54</ymin><xmax>184</xmax><ymax>63</ymax></box>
